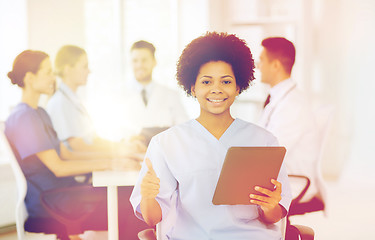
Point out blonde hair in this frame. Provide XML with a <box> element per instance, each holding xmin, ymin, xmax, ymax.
<box><xmin>55</xmin><ymin>45</ymin><xmax>86</xmax><ymax>77</ymax></box>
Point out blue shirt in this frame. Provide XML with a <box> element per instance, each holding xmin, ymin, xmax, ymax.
<box><xmin>130</xmin><ymin>119</ymin><xmax>292</xmax><ymax>240</ymax></box>
<box><xmin>5</xmin><ymin>103</ymin><xmax>78</xmax><ymax>218</ymax></box>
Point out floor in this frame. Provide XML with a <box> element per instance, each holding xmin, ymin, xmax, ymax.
<box><xmin>1</xmin><ymin>175</ymin><xmax>374</xmax><ymax>240</ymax></box>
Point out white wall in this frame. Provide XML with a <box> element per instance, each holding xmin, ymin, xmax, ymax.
<box><xmin>0</xmin><ymin>0</ymin><xmax>27</xmax><ymax>227</ymax></box>
<box><xmin>0</xmin><ymin>0</ymin><xmax>27</xmax><ymax>121</ymax></box>
<box><xmin>27</xmin><ymin>0</ymin><xmax>86</xmax><ymax>58</ymax></box>
<box><xmin>336</xmin><ymin>0</ymin><xmax>375</xmax><ymax>181</ymax></box>
<box><xmin>310</xmin><ymin>0</ymin><xmax>375</xmax><ymax>181</ymax></box>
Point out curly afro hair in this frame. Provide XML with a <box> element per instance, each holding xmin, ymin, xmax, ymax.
<box><xmin>176</xmin><ymin>31</ymin><xmax>255</xmax><ymax>96</ymax></box>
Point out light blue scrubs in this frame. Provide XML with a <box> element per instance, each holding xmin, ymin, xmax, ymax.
<box><xmin>130</xmin><ymin>118</ymin><xmax>292</xmax><ymax>240</ymax></box>
<box><xmin>5</xmin><ymin>103</ymin><xmax>79</xmax><ymax>218</ymax></box>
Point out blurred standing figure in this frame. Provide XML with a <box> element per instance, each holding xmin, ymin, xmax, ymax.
<box><xmin>257</xmin><ymin>37</ymin><xmax>324</xmax><ymax>214</ymax></box>
<box><xmin>47</xmin><ymin>45</ymin><xmax>145</xmax><ymax>157</ymax></box>
<box><xmin>124</xmin><ymin>40</ymin><xmax>188</xmax><ymax>134</ymax></box>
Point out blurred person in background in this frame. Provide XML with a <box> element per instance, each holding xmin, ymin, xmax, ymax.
<box><xmin>46</xmin><ymin>45</ymin><xmax>146</xmax><ymax>158</ymax></box>
<box><xmin>257</xmin><ymin>37</ymin><xmax>324</xmax><ymax>217</ymax></box>
<box><xmin>123</xmin><ymin>40</ymin><xmax>188</xmax><ymax>141</ymax></box>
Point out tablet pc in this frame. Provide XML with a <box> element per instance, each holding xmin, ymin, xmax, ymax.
<box><xmin>212</xmin><ymin>146</ymin><xmax>286</xmax><ymax>205</ymax></box>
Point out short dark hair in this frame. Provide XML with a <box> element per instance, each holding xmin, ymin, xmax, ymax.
<box><xmin>7</xmin><ymin>50</ymin><xmax>49</xmax><ymax>88</ymax></box>
<box><xmin>131</xmin><ymin>40</ymin><xmax>156</xmax><ymax>58</ymax></box>
<box><xmin>261</xmin><ymin>37</ymin><xmax>295</xmax><ymax>75</ymax></box>
<box><xmin>176</xmin><ymin>32</ymin><xmax>255</xmax><ymax>96</ymax></box>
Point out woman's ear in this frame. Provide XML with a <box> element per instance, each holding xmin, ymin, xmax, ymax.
<box><xmin>23</xmin><ymin>72</ymin><xmax>34</xmax><ymax>87</ymax></box>
<box><xmin>191</xmin><ymin>86</ymin><xmax>196</xmax><ymax>97</ymax></box>
<box><xmin>62</xmin><ymin>64</ymin><xmax>71</xmax><ymax>78</ymax></box>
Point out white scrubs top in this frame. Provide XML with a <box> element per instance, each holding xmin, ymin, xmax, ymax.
<box><xmin>130</xmin><ymin>118</ymin><xmax>292</xmax><ymax>240</ymax></box>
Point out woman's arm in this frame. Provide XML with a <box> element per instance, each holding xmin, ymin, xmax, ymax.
<box><xmin>140</xmin><ymin>158</ymin><xmax>162</xmax><ymax>226</ymax></box>
<box><xmin>67</xmin><ymin>136</ymin><xmax>147</xmax><ymax>158</ymax></box>
<box><xmin>140</xmin><ymin>198</ymin><xmax>162</xmax><ymax>226</ymax></box>
<box><xmin>60</xmin><ymin>142</ymin><xmax>112</xmax><ymax>160</ymax></box>
<box><xmin>36</xmin><ymin>149</ymin><xmax>110</xmax><ymax>177</ymax></box>
<box><xmin>59</xmin><ymin>143</ymin><xmax>142</xmax><ymax>171</ymax></box>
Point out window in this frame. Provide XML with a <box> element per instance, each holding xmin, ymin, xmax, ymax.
<box><xmin>83</xmin><ymin>0</ymin><xmax>208</xmax><ymax>139</ymax></box>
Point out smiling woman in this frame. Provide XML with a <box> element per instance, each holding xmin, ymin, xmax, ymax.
<box><xmin>130</xmin><ymin>32</ymin><xmax>292</xmax><ymax>240</ymax></box>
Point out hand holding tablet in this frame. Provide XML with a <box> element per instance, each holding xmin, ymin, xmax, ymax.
<box><xmin>212</xmin><ymin>147</ymin><xmax>286</xmax><ymax>205</ymax></box>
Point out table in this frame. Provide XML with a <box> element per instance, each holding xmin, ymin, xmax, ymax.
<box><xmin>92</xmin><ymin>170</ymin><xmax>139</xmax><ymax>240</ymax></box>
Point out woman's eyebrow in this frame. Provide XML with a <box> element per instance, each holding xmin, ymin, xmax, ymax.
<box><xmin>199</xmin><ymin>75</ymin><xmax>213</xmax><ymax>79</ymax></box>
<box><xmin>221</xmin><ymin>75</ymin><xmax>234</xmax><ymax>79</ymax></box>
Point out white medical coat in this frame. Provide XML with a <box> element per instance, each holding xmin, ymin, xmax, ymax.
<box><xmin>130</xmin><ymin>118</ymin><xmax>292</xmax><ymax>240</ymax></box>
<box><xmin>258</xmin><ymin>79</ymin><xmax>320</xmax><ymax>201</ymax></box>
<box><xmin>122</xmin><ymin>82</ymin><xmax>188</xmax><ymax>134</ymax></box>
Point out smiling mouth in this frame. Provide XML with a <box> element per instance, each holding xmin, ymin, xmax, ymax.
<box><xmin>207</xmin><ymin>98</ymin><xmax>227</xmax><ymax>103</ymax></box>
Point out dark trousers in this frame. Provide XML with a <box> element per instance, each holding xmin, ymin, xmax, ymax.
<box><xmin>25</xmin><ymin>186</ymin><xmax>149</xmax><ymax>240</ymax></box>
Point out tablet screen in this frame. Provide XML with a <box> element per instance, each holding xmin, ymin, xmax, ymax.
<box><xmin>212</xmin><ymin>146</ymin><xmax>286</xmax><ymax>205</ymax></box>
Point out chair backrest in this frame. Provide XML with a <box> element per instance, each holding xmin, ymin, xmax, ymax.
<box><xmin>0</xmin><ymin>121</ymin><xmax>28</xmax><ymax>239</ymax></box>
<box><xmin>0</xmin><ymin>121</ymin><xmax>56</xmax><ymax>240</ymax></box>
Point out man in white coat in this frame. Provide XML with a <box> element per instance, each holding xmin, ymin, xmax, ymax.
<box><xmin>123</xmin><ymin>40</ymin><xmax>188</xmax><ymax>139</ymax></box>
<box><xmin>257</xmin><ymin>37</ymin><xmax>325</xmax><ymax>216</ymax></box>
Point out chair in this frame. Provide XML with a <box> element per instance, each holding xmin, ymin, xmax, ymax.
<box><xmin>0</xmin><ymin>121</ymin><xmax>57</xmax><ymax>240</ymax></box>
<box><xmin>1</xmin><ymin>121</ymin><xmax>108</xmax><ymax>239</ymax></box>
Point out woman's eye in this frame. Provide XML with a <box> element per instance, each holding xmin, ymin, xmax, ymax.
<box><xmin>202</xmin><ymin>80</ymin><xmax>210</xmax><ymax>84</ymax></box>
<box><xmin>223</xmin><ymin>80</ymin><xmax>232</xmax><ymax>84</ymax></box>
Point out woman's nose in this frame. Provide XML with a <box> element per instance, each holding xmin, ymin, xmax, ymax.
<box><xmin>210</xmin><ymin>83</ymin><xmax>223</xmax><ymax>94</ymax></box>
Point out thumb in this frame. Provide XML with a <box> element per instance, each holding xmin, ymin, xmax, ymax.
<box><xmin>145</xmin><ymin>158</ymin><xmax>156</xmax><ymax>174</ymax></box>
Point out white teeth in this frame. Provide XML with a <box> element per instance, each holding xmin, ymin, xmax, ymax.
<box><xmin>208</xmin><ymin>99</ymin><xmax>225</xmax><ymax>103</ymax></box>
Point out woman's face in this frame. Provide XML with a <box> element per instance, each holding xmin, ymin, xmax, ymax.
<box><xmin>69</xmin><ymin>53</ymin><xmax>90</xmax><ymax>87</ymax></box>
<box><xmin>30</xmin><ymin>57</ymin><xmax>56</xmax><ymax>95</ymax></box>
<box><xmin>191</xmin><ymin>61</ymin><xmax>239</xmax><ymax>117</ymax></box>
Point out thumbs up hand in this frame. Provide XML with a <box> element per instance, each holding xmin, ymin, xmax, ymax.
<box><xmin>140</xmin><ymin>158</ymin><xmax>160</xmax><ymax>200</ymax></box>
